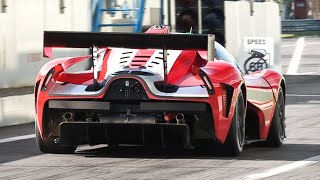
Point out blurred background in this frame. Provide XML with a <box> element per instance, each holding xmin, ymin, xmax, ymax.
<box><xmin>0</xmin><ymin>0</ymin><xmax>319</xmax><ymax>126</ymax></box>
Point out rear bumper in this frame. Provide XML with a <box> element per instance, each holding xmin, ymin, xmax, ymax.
<box><xmin>59</xmin><ymin>122</ymin><xmax>191</xmax><ymax>149</ymax></box>
<box><xmin>49</xmin><ymin>100</ymin><xmax>207</xmax><ymax>112</ymax></box>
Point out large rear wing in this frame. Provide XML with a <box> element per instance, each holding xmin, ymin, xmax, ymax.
<box><xmin>43</xmin><ymin>31</ymin><xmax>215</xmax><ymax>61</ymax></box>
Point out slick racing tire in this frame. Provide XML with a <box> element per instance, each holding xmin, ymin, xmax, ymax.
<box><xmin>223</xmin><ymin>90</ymin><xmax>246</xmax><ymax>156</ymax></box>
<box><xmin>35</xmin><ymin>121</ymin><xmax>76</xmax><ymax>154</ymax></box>
<box><xmin>265</xmin><ymin>87</ymin><xmax>285</xmax><ymax>147</ymax></box>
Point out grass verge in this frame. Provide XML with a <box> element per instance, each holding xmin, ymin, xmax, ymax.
<box><xmin>282</xmin><ymin>31</ymin><xmax>320</xmax><ymax>38</ymax></box>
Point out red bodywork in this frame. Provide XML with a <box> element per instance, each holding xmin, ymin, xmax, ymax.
<box><xmin>35</xmin><ymin>26</ymin><xmax>285</xmax><ymax>145</ymax></box>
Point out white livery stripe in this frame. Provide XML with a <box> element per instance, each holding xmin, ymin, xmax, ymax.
<box><xmin>145</xmin><ymin>50</ymin><xmax>182</xmax><ymax>77</ymax></box>
<box><xmin>0</xmin><ymin>134</ymin><xmax>35</xmax><ymax>144</ymax></box>
<box><xmin>105</xmin><ymin>48</ymin><xmax>139</xmax><ymax>77</ymax></box>
<box><xmin>104</xmin><ymin>48</ymin><xmax>182</xmax><ymax>78</ymax></box>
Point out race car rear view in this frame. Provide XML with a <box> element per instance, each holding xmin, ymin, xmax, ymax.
<box><xmin>35</xmin><ymin>25</ymin><xmax>286</xmax><ymax>156</ymax></box>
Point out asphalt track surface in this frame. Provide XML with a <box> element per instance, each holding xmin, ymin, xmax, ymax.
<box><xmin>0</xmin><ymin>38</ymin><xmax>320</xmax><ymax>180</ymax></box>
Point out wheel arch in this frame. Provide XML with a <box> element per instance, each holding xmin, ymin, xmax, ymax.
<box><xmin>201</xmin><ymin>61</ymin><xmax>246</xmax><ymax>143</ymax></box>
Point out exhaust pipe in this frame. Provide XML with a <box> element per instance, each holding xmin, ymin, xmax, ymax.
<box><xmin>164</xmin><ymin>112</ymin><xmax>175</xmax><ymax>122</ymax></box>
<box><xmin>62</xmin><ymin>112</ymin><xmax>74</xmax><ymax>122</ymax></box>
<box><xmin>175</xmin><ymin>113</ymin><xmax>185</xmax><ymax>124</ymax></box>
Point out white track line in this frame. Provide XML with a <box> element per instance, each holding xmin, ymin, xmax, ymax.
<box><xmin>238</xmin><ymin>155</ymin><xmax>320</xmax><ymax>180</ymax></box>
<box><xmin>0</xmin><ymin>134</ymin><xmax>35</xmax><ymax>144</ymax></box>
<box><xmin>281</xmin><ymin>44</ymin><xmax>296</xmax><ymax>47</ymax></box>
<box><xmin>297</xmin><ymin>72</ymin><xmax>317</xmax><ymax>75</ymax></box>
<box><xmin>287</xmin><ymin>37</ymin><xmax>305</xmax><ymax>75</ymax></box>
<box><xmin>287</xmin><ymin>94</ymin><xmax>320</xmax><ymax>97</ymax></box>
<box><xmin>306</xmin><ymin>42</ymin><xmax>320</xmax><ymax>45</ymax></box>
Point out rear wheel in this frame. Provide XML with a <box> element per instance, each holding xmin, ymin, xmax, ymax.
<box><xmin>35</xmin><ymin>121</ymin><xmax>76</xmax><ymax>154</ymax></box>
<box><xmin>265</xmin><ymin>87</ymin><xmax>285</xmax><ymax>147</ymax></box>
<box><xmin>223</xmin><ymin>90</ymin><xmax>246</xmax><ymax>156</ymax></box>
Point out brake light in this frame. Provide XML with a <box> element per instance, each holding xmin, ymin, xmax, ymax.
<box><xmin>203</xmin><ymin>76</ymin><xmax>213</xmax><ymax>89</ymax></box>
<box><xmin>41</xmin><ymin>68</ymin><xmax>55</xmax><ymax>91</ymax></box>
<box><xmin>199</xmin><ymin>69</ymin><xmax>215</xmax><ymax>94</ymax></box>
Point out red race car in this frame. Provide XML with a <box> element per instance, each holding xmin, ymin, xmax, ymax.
<box><xmin>35</xmin><ymin>25</ymin><xmax>286</xmax><ymax>156</ymax></box>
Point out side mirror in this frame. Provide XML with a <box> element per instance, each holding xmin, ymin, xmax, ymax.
<box><xmin>250</xmin><ymin>49</ymin><xmax>266</xmax><ymax>58</ymax></box>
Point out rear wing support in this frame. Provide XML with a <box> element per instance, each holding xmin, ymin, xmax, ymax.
<box><xmin>91</xmin><ymin>45</ymin><xmax>99</xmax><ymax>86</ymax></box>
<box><xmin>207</xmin><ymin>34</ymin><xmax>214</xmax><ymax>62</ymax></box>
<box><xmin>163</xmin><ymin>48</ymin><xmax>168</xmax><ymax>86</ymax></box>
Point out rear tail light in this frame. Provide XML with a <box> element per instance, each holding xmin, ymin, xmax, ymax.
<box><xmin>199</xmin><ymin>69</ymin><xmax>215</xmax><ymax>94</ymax></box>
<box><xmin>202</xmin><ymin>76</ymin><xmax>213</xmax><ymax>89</ymax></box>
<box><xmin>34</xmin><ymin>80</ymin><xmax>40</xmax><ymax>112</ymax></box>
<box><xmin>41</xmin><ymin>67</ymin><xmax>55</xmax><ymax>91</ymax></box>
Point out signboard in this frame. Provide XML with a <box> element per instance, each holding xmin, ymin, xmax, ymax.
<box><xmin>240</xmin><ymin>37</ymin><xmax>274</xmax><ymax>74</ymax></box>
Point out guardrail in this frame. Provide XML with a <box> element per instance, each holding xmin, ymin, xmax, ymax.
<box><xmin>282</xmin><ymin>19</ymin><xmax>320</xmax><ymax>33</ymax></box>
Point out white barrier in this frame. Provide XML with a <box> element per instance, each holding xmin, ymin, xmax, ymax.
<box><xmin>0</xmin><ymin>0</ymin><xmax>90</xmax><ymax>89</ymax></box>
<box><xmin>225</xmin><ymin>1</ymin><xmax>282</xmax><ymax>73</ymax></box>
<box><xmin>0</xmin><ymin>94</ymin><xmax>34</xmax><ymax>127</ymax></box>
